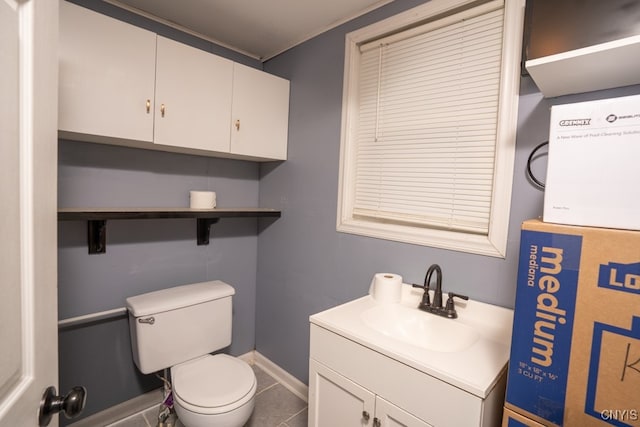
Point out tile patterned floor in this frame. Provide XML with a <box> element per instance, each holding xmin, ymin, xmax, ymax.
<box><xmin>107</xmin><ymin>364</ymin><xmax>307</xmax><ymax>427</ymax></box>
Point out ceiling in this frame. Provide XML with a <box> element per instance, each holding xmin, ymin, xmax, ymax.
<box><xmin>107</xmin><ymin>0</ymin><xmax>395</xmax><ymax>61</ymax></box>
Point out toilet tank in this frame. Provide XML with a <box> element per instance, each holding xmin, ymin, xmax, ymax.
<box><xmin>126</xmin><ymin>280</ymin><xmax>235</xmax><ymax>374</ymax></box>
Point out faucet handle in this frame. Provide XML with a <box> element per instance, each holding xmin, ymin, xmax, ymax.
<box><xmin>444</xmin><ymin>292</ymin><xmax>469</xmax><ymax>318</ymax></box>
<box><xmin>411</xmin><ymin>283</ymin><xmax>431</xmax><ymax>307</ymax></box>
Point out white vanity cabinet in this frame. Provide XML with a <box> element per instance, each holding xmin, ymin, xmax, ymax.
<box><xmin>58</xmin><ymin>1</ymin><xmax>289</xmax><ymax>161</ymax></box>
<box><xmin>310</xmin><ymin>359</ymin><xmax>430</xmax><ymax>427</ymax></box>
<box><xmin>308</xmin><ymin>287</ymin><xmax>512</xmax><ymax>427</ymax></box>
<box><xmin>59</xmin><ymin>0</ymin><xmax>156</xmax><ymax>143</ymax></box>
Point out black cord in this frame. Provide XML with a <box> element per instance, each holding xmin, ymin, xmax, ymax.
<box><xmin>526</xmin><ymin>141</ymin><xmax>548</xmax><ymax>189</ymax></box>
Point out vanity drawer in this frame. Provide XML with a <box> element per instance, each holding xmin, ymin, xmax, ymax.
<box><xmin>310</xmin><ymin>324</ymin><xmax>483</xmax><ymax>427</ymax></box>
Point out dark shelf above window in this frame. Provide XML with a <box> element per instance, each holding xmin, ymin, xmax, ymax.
<box><xmin>58</xmin><ymin>208</ymin><xmax>281</xmax><ymax>254</ymax></box>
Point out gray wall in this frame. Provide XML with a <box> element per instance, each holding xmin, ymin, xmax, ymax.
<box><xmin>58</xmin><ymin>1</ymin><xmax>263</xmax><ymax>423</ymax></box>
<box><xmin>58</xmin><ymin>141</ymin><xmax>263</xmax><ymax>423</ymax></box>
<box><xmin>256</xmin><ymin>0</ymin><xmax>640</xmax><ymax>383</ymax></box>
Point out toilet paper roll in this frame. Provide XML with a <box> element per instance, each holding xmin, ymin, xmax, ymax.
<box><xmin>190</xmin><ymin>191</ymin><xmax>217</xmax><ymax>209</ymax></box>
<box><xmin>369</xmin><ymin>273</ymin><xmax>402</xmax><ymax>304</ymax></box>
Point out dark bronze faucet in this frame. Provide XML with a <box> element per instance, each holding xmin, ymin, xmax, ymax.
<box><xmin>412</xmin><ymin>264</ymin><xmax>469</xmax><ymax>319</ymax></box>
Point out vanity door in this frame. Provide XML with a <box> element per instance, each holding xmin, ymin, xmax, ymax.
<box><xmin>375</xmin><ymin>396</ymin><xmax>432</xmax><ymax>427</ymax></box>
<box><xmin>309</xmin><ymin>359</ymin><xmax>375</xmax><ymax>426</ymax></box>
<box><xmin>309</xmin><ymin>359</ymin><xmax>431</xmax><ymax>427</ymax></box>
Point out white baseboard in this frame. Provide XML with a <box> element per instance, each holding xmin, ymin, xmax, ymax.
<box><xmin>237</xmin><ymin>350</ymin><xmax>256</xmax><ymax>364</ymax></box>
<box><xmin>252</xmin><ymin>351</ymin><xmax>309</xmax><ymax>403</ymax></box>
<box><xmin>68</xmin><ymin>388</ymin><xmax>162</xmax><ymax>427</ymax></box>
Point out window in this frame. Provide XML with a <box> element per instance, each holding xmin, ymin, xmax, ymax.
<box><xmin>337</xmin><ymin>0</ymin><xmax>524</xmax><ymax>257</ymax></box>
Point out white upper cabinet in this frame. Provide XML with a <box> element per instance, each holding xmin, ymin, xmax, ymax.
<box><xmin>59</xmin><ymin>0</ymin><xmax>156</xmax><ymax>143</ymax></box>
<box><xmin>154</xmin><ymin>36</ymin><xmax>233</xmax><ymax>153</ymax></box>
<box><xmin>231</xmin><ymin>63</ymin><xmax>290</xmax><ymax>160</ymax></box>
<box><xmin>58</xmin><ymin>1</ymin><xmax>289</xmax><ymax>161</ymax></box>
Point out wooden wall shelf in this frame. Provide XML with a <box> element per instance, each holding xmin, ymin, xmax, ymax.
<box><xmin>58</xmin><ymin>208</ymin><xmax>281</xmax><ymax>254</ymax></box>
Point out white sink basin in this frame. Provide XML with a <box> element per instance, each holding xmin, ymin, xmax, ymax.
<box><xmin>309</xmin><ymin>283</ymin><xmax>514</xmax><ymax>397</ymax></box>
<box><xmin>361</xmin><ymin>304</ymin><xmax>480</xmax><ymax>352</ymax></box>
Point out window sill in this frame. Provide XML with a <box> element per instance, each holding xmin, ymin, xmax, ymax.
<box><xmin>337</xmin><ymin>218</ymin><xmax>506</xmax><ymax>258</ymax></box>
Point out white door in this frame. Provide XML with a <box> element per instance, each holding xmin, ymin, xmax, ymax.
<box><xmin>0</xmin><ymin>1</ymin><xmax>61</xmax><ymax>426</ymax></box>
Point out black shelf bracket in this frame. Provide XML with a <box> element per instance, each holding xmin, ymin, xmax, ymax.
<box><xmin>197</xmin><ymin>218</ymin><xmax>220</xmax><ymax>246</ymax></box>
<box><xmin>88</xmin><ymin>220</ymin><xmax>107</xmax><ymax>254</ymax></box>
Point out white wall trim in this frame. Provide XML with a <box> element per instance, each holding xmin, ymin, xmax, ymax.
<box><xmin>68</xmin><ymin>388</ymin><xmax>162</xmax><ymax>427</ymax></box>
<box><xmin>104</xmin><ymin>0</ymin><xmax>396</xmax><ymax>62</ymax></box>
<box><xmin>252</xmin><ymin>351</ymin><xmax>309</xmax><ymax>403</ymax></box>
<box><xmin>237</xmin><ymin>350</ymin><xmax>256</xmax><ymax>364</ymax></box>
<box><xmin>262</xmin><ymin>0</ymin><xmax>395</xmax><ymax>61</ymax></box>
<box><xmin>103</xmin><ymin>0</ymin><xmax>261</xmax><ymax>60</ymax></box>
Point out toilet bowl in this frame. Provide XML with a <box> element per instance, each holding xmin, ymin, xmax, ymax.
<box><xmin>126</xmin><ymin>281</ymin><xmax>256</xmax><ymax>427</ymax></box>
<box><xmin>171</xmin><ymin>354</ymin><xmax>256</xmax><ymax>427</ymax></box>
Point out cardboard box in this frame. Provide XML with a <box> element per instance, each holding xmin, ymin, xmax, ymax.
<box><xmin>544</xmin><ymin>94</ymin><xmax>640</xmax><ymax>231</ymax></box>
<box><xmin>505</xmin><ymin>219</ymin><xmax>640</xmax><ymax>426</ymax></box>
<box><xmin>503</xmin><ymin>406</ymin><xmax>546</xmax><ymax>427</ymax></box>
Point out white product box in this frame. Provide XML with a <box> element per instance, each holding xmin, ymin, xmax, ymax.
<box><xmin>544</xmin><ymin>94</ymin><xmax>640</xmax><ymax>230</ymax></box>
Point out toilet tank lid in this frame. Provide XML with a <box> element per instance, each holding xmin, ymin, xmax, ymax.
<box><xmin>126</xmin><ymin>280</ymin><xmax>235</xmax><ymax>317</ymax></box>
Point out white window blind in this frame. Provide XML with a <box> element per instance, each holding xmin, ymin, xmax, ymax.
<box><xmin>352</xmin><ymin>5</ymin><xmax>505</xmax><ymax>235</ymax></box>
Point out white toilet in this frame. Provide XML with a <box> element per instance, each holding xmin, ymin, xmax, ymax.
<box><xmin>126</xmin><ymin>280</ymin><xmax>256</xmax><ymax>427</ymax></box>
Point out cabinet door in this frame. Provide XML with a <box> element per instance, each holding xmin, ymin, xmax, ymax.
<box><xmin>231</xmin><ymin>63</ymin><xmax>290</xmax><ymax>160</ymax></box>
<box><xmin>309</xmin><ymin>359</ymin><xmax>375</xmax><ymax>427</ymax></box>
<box><xmin>375</xmin><ymin>396</ymin><xmax>432</xmax><ymax>427</ymax></box>
<box><xmin>58</xmin><ymin>1</ymin><xmax>156</xmax><ymax>142</ymax></box>
<box><xmin>154</xmin><ymin>36</ymin><xmax>233</xmax><ymax>152</ymax></box>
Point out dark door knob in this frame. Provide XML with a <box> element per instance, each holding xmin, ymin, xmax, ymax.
<box><xmin>38</xmin><ymin>385</ymin><xmax>87</xmax><ymax>426</ymax></box>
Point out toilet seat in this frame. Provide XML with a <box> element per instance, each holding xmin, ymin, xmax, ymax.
<box><xmin>171</xmin><ymin>354</ymin><xmax>256</xmax><ymax>415</ymax></box>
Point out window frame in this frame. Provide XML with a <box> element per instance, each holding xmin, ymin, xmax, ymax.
<box><xmin>336</xmin><ymin>0</ymin><xmax>525</xmax><ymax>258</ymax></box>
